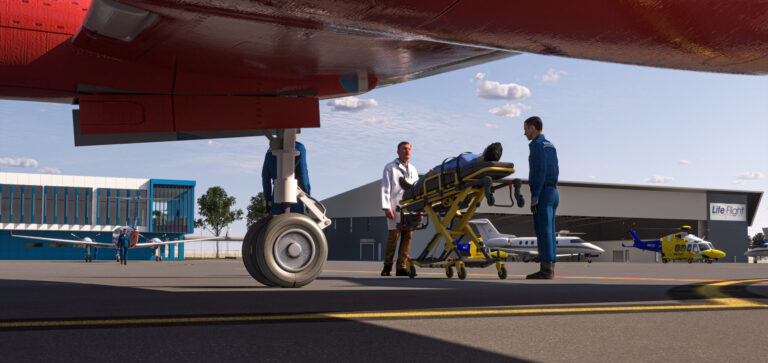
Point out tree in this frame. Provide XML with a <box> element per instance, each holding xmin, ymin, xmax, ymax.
<box><xmin>195</xmin><ymin>186</ymin><xmax>244</xmax><ymax>236</ymax></box>
<box><xmin>752</xmin><ymin>232</ymin><xmax>766</xmax><ymax>248</ymax></box>
<box><xmin>246</xmin><ymin>192</ymin><xmax>269</xmax><ymax>228</ymax></box>
<box><xmin>195</xmin><ymin>187</ymin><xmax>243</xmax><ymax>258</ymax></box>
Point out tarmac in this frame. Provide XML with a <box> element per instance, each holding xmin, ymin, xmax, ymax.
<box><xmin>1</xmin><ymin>259</ymin><xmax>767</xmax><ymax>362</ymax></box>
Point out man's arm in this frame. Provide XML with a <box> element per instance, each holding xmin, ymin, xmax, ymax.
<box><xmin>528</xmin><ymin>142</ymin><xmax>547</xmax><ymax>199</ymax></box>
<box><xmin>381</xmin><ymin>165</ymin><xmax>395</xmax><ymax>219</ymax></box>
<box><xmin>261</xmin><ymin>152</ymin><xmax>274</xmax><ymax>207</ymax></box>
<box><xmin>295</xmin><ymin>143</ymin><xmax>311</xmax><ymax>195</ymax></box>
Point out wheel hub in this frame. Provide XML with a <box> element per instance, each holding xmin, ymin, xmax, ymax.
<box><xmin>273</xmin><ymin>228</ymin><xmax>316</xmax><ymax>272</ymax></box>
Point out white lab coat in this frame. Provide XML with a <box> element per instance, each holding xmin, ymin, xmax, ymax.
<box><xmin>381</xmin><ymin>158</ymin><xmax>418</xmax><ymax>230</ymax></box>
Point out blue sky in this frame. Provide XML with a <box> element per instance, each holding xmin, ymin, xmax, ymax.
<box><xmin>1</xmin><ymin>53</ymin><xmax>766</xmax><ymax>237</ymax></box>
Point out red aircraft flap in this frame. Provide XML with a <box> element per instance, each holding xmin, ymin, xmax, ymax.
<box><xmin>173</xmin><ymin>95</ymin><xmax>319</xmax><ymax>132</ymax></box>
<box><xmin>78</xmin><ymin>94</ymin><xmax>174</xmax><ymax>134</ymax></box>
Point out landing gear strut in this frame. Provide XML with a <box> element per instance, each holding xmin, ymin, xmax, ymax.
<box><xmin>241</xmin><ymin>129</ymin><xmax>331</xmax><ymax>288</ymax></box>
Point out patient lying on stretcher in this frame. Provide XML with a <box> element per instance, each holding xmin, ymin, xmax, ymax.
<box><xmin>398</xmin><ymin>142</ymin><xmax>503</xmax><ymax>190</ymax></box>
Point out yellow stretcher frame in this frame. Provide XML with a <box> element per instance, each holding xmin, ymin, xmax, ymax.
<box><xmin>399</xmin><ymin>165</ymin><xmax>516</xmax><ymax>280</ymax></box>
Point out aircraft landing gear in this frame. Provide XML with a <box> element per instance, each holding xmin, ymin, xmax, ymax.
<box><xmin>241</xmin><ymin>128</ymin><xmax>331</xmax><ymax>288</ymax></box>
<box><xmin>662</xmin><ymin>258</ymin><xmax>668</xmax><ymax>263</ymax></box>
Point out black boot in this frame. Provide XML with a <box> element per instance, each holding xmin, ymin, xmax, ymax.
<box><xmin>381</xmin><ymin>264</ymin><xmax>392</xmax><ymax>276</ymax></box>
<box><xmin>526</xmin><ymin>262</ymin><xmax>554</xmax><ymax>279</ymax></box>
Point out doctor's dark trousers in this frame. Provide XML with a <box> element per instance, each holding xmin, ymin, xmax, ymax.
<box><xmin>533</xmin><ymin>186</ymin><xmax>559</xmax><ymax>263</ymax></box>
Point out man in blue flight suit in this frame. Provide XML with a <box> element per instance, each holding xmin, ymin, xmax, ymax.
<box><xmin>262</xmin><ymin>139</ymin><xmax>311</xmax><ymax>215</ymax></box>
<box><xmin>524</xmin><ymin>116</ymin><xmax>559</xmax><ymax>279</ymax></box>
<box><xmin>118</xmin><ymin>229</ymin><xmax>129</xmax><ymax>265</ymax></box>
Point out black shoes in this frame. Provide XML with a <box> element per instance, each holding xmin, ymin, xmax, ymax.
<box><xmin>381</xmin><ymin>265</ymin><xmax>392</xmax><ymax>276</ymax></box>
<box><xmin>398</xmin><ymin>177</ymin><xmax>413</xmax><ymax>190</ymax></box>
<box><xmin>526</xmin><ymin>262</ymin><xmax>554</xmax><ymax>279</ymax></box>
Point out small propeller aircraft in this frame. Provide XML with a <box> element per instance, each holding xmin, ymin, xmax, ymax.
<box><xmin>622</xmin><ymin>226</ymin><xmax>726</xmax><ymax>264</ymax></box>
<box><xmin>469</xmin><ymin>219</ymin><xmax>605</xmax><ymax>263</ymax></box>
<box><xmin>10</xmin><ymin>195</ymin><xmax>222</xmax><ymax>262</ymax></box>
<box><xmin>745</xmin><ymin>238</ymin><xmax>768</xmax><ymax>258</ymax></box>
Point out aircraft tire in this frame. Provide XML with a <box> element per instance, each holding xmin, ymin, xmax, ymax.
<box><xmin>498</xmin><ymin>266</ymin><xmax>507</xmax><ymax>280</ymax></box>
<box><xmin>445</xmin><ymin>266</ymin><xmax>454</xmax><ymax>278</ymax></box>
<box><xmin>662</xmin><ymin>258</ymin><xmax>668</xmax><ymax>263</ymax></box>
<box><xmin>242</xmin><ymin>217</ymin><xmax>277</xmax><ymax>287</ymax></box>
<box><xmin>687</xmin><ymin>259</ymin><xmax>693</xmax><ymax>264</ymax></box>
<box><xmin>458</xmin><ymin>266</ymin><xmax>467</xmax><ymax>280</ymax></box>
<box><xmin>253</xmin><ymin>213</ymin><xmax>328</xmax><ymax>288</ymax></box>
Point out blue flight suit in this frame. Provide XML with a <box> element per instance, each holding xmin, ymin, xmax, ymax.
<box><xmin>262</xmin><ymin>141</ymin><xmax>311</xmax><ymax>215</ymax></box>
<box><xmin>529</xmin><ymin>134</ymin><xmax>559</xmax><ymax>263</ymax></box>
<box><xmin>118</xmin><ymin>234</ymin><xmax>129</xmax><ymax>263</ymax></box>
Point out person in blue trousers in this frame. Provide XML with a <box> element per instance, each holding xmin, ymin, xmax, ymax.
<box><xmin>524</xmin><ymin>116</ymin><xmax>559</xmax><ymax>279</ymax></box>
<box><xmin>118</xmin><ymin>229</ymin><xmax>129</xmax><ymax>265</ymax></box>
<box><xmin>262</xmin><ymin>139</ymin><xmax>311</xmax><ymax>215</ymax></box>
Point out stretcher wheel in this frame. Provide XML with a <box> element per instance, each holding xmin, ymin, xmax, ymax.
<box><xmin>498</xmin><ymin>266</ymin><xmax>507</xmax><ymax>280</ymax></box>
<box><xmin>458</xmin><ymin>266</ymin><xmax>467</xmax><ymax>280</ymax></box>
<box><xmin>251</xmin><ymin>213</ymin><xmax>328</xmax><ymax>288</ymax></box>
<box><xmin>446</xmin><ymin>267</ymin><xmax>454</xmax><ymax>278</ymax></box>
<box><xmin>662</xmin><ymin>258</ymin><xmax>668</xmax><ymax>263</ymax></box>
<box><xmin>408</xmin><ymin>265</ymin><xmax>416</xmax><ymax>279</ymax></box>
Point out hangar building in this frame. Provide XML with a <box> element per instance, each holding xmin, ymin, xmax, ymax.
<box><xmin>0</xmin><ymin>172</ymin><xmax>195</xmax><ymax>260</ymax></box>
<box><xmin>321</xmin><ymin>179</ymin><xmax>762</xmax><ymax>263</ymax></box>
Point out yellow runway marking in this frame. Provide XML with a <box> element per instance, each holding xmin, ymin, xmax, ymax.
<box><xmin>2</xmin><ymin>279</ymin><xmax>766</xmax><ymax>329</ymax></box>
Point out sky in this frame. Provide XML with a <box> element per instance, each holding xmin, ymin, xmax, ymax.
<box><xmin>1</xmin><ymin>53</ymin><xmax>766</xmax><ymax>237</ymax></box>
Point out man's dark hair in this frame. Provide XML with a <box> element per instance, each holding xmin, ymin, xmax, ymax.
<box><xmin>524</xmin><ymin>116</ymin><xmax>543</xmax><ymax>131</ymax></box>
<box><xmin>397</xmin><ymin>141</ymin><xmax>410</xmax><ymax>150</ymax></box>
<box><xmin>482</xmin><ymin>142</ymin><xmax>503</xmax><ymax>162</ymax></box>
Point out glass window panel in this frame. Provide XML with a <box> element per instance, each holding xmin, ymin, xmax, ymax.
<box><xmin>55</xmin><ymin>187</ymin><xmax>65</xmax><ymax>224</ymax></box>
<box><xmin>98</xmin><ymin>189</ymin><xmax>107</xmax><ymax>225</ymax></box>
<box><xmin>66</xmin><ymin>187</ymin><xmax>76</xmax><ymax>225</ymax></box>
<box><xmin>45</xmin><ymin>186</ymin><xmax>55</xmax><ymax>224</ymax></box>
<box><xmin>33</xmin><ymin>186</ymin><xmax>43</xmax><ymax>224</ymax></box>
<box><xmin>11</xmin><ymin>185</ymin><xmax>21</xmax><ymax>224</ymax></box>
<box><xmin>23</xmin><ymin>185</ymin><xmax>34</xmax><ymax>224</ymax></box>
<box><xmin>107</xmin><ymin>189</ymin><xmax>117</xmax><ymax>225</ymax></box>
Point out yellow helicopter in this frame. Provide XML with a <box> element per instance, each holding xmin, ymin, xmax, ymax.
<box><xmin>622</xmin><ymin>225</ymin><xmax>726</xmax><ymax>263</ymax></box>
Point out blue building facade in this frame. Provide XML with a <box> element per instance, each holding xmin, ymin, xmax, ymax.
<box><xmin>0</xmin><ymin>173</ymin><xmax>195</xmax><ymax>261</ymax></box>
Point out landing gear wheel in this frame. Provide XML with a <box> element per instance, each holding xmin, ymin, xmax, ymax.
<box><xmin>687</xmin><ymin>259</ymin><xmax>693</xmax><ymax>264</ymax></box>
<box><xmin>706</xmin><ymin>259</ymin><xmax>713</xmax><ymax>264</ymax></box>
<box><xmin>662</xmin><ymin>258</ymin><xmax>668</xmax><ymax>263</ymax></box>
<box><xmin>252</xmin><ymin>213</ymin><xmax>328</xmax><ymax>288</ymax></box>
<box><xmin>446</xmin><ymin>266</ymin><xmax>454</xmax><ymax>278</ymax></box>
<box><xmin>408</xmin><ymin>265</ymin><xmax>416</xmax><ymax>279</ymax></box>
<box><xmin>457</xmin><ymin>266</ymin><xmax>467</xmax><ymax>280</ymax></box>
<box><xmin>498</xmin><ymin>266</ymin><xmax>507</xmax><ymax>280</ymax></box>
<box><xmin>242</xmin><ymin>217</ymin><xmax>277</xmax><ymax>287</ymax></box>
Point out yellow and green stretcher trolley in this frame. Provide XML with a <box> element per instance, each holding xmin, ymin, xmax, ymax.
<box><xmin>398</xmin><ymin>160</ymin><xmax>525</xmax><ymax>280</ymax></box>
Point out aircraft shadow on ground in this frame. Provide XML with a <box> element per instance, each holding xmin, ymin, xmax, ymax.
<box><xmin>0</xmin><ymin>277</ymin><xmax>737</xmax><ymax>322</ymax></box>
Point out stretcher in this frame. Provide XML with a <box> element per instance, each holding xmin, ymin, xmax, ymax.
<box><xmin>398</xmin><ymin>160</ymin><xmax>525</xmax><ymax>279</ymax></box>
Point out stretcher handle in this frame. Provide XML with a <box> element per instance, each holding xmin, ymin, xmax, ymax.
<box><xmin>487</xmin><ymin>178</ymin><xmax>525</xmax><ymax>208</ymax></box>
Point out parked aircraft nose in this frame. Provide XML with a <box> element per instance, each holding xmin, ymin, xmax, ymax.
<box><xmin>586</xmin><ymin>243</ymin><xmax>605</xmax><ymax>253</ymax></box>
<box><xmin>704</xmin><ymin>249</ymin><xmax>726</xmax><ymax>259</ymax></box>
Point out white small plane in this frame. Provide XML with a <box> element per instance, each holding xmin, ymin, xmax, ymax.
<box><xmin>745</xmin><ymin>238</ymin><xmax>768</xmax><ymax>258</ymax></box>
<box><xmin>469</xmin><ymin>219</ymin><xmax>605</xmax><ymax>263</ymax></box>
<box><xmin>11</xmin><ymin>226</ymin><xmax>222</xmax><ymax>262</ymax></box>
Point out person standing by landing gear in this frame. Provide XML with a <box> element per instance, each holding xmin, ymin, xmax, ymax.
<box><xmin>524</xmin><ymin>116</ymin><xmax>559</xmax><ymax>279</ymax></box>
<box><xmin>380</xmin><ymin>141</ymin><xmax>418</xmax><ymax>276</ymax></box>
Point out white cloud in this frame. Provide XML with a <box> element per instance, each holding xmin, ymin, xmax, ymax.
<box><xmin>646</xmin><ymin>175</ymin><xmax>674</xmax><ymax>184</ymax></box>
<box><xmin>361</xmin><ymin>117</ymin><xmax>387</xmax><ymax>125</ymax></box>
<box><xmin>587</xmin><ymin>176</ymin><xmax>596</xmax><ymax>180</ymax></box>
<box><xmin>0</xmin><ymin>157</ymin><xmax>38</xmax><ymax>168</ymax></box>
<box><xmin>483</xmin><ymin>122</ymin><xmax>498</xmax><ymax>128</ymax></box>
<box><xmin>542</xmin><ymin>69</ymin><xmax>567</xmax><ymax>83</ymax></box>
<box><xmin>476</xmin><ymin>80</ymin><xmax>531</xmax><ymax>100</ymax></box>
<box><xmin>736</xmin><ymin>171</ymin><xmax>764</xmax><ymax>180</ymax></box>
<box><xmin>677</xmin><ymin>160</ymin><xmax>690</xmax><ymax>166</ymax></box>
<box><xmin>488</xmin><ymin>103</ymin><xmax>531</xmax><ymax>118</ymax></box>
<box><xmin>326</xmin><ymin>96</ymin><xmax>378</xmax><ymax>113</ymax></box>
<box><xmin>206</xmin><ymin>140</ymin><xmax>220</xmax><ymax>146</ymax></box>
<box><xmin>37</xmin><ymin>167</ymin><xmax>61</xmax><ymax>174</ymax></box>
<box><xmin>475</xmin><ymin>72</ymin><xmax>486</xmax><ymax>81</ymax></box>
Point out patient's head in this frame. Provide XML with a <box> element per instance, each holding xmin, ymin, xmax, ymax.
<box><xmin>480</xmin><ymin>142</ymin><xmax>502</xmax><ymax>162</ymax></box>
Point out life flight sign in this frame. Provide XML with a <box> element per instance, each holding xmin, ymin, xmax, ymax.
<box><xmin>709</xmin><ymin>203</ymin><xmax>746</xmax><ymax>222</ymax></box>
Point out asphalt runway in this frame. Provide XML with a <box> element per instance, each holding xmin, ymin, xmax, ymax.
<box><xmin>1</xmin><ymin>259</ymin><xmax>767</xmax><ymax>362</ymax></box>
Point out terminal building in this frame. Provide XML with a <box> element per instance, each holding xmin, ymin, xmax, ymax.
<box><xmin>0</xmin><ymin>172</ymin><xmax>195</xmax><ymax>260</ymax></box>
<box><xmin>321</xmin><ymin>179</ymin><xmax>763</xmax><ymax>263</ymax></box>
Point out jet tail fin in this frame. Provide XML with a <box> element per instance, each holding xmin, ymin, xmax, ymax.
<box><xmin>470</xmin><ymin>219</ymin><xmax>502</xmax><ymax>240</ymax></box>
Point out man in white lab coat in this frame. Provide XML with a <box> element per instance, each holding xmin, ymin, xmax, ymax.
<box><xmin>381</xmin><ymin>141</ymin><xmax>419</xmax><ymax>276</ymax></box>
